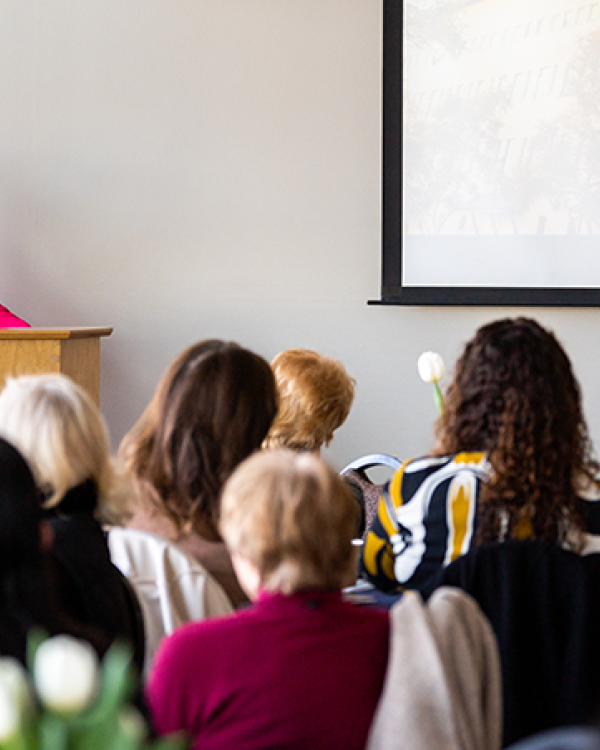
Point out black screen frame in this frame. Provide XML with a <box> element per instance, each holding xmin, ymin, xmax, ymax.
<box><xmin>376</xmin><ymin>0</ymin><xmax>600</xmax><ymax>308</ymax></box>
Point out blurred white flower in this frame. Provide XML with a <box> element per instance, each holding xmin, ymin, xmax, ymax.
<box><xmin>0</xmin><ymin>657</ymin><xmax>32</xmax><ymax>742</ymax></box>
<box><xmin>0</xmin><ymin>658</ymin><xmax>31</xmax><ymax>714</ymax></box>
<box><xmin>34</xmin><ymin>636</ymin><xmax>99</xmax><ymax>716</ymax></box>
<box><xmin>0</xmin><ymin>659</ymin><xmax>28</xmax><ymax>743</ymax></box>
<box><xmin>0</xmin><ymin>681</ymin><xmax>21</xmax><ymax>743</ymax></box>
<box><xmin>0</xmin><ymin>682</ymin><xmax>20</xmax><ymax>742</ymax></box>
<box><xmin>417</xmin><ymin>352</ymin><xmax>445</xmax><ymax>383</ymax></box>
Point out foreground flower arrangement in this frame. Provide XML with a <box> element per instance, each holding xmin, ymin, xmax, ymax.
<box><xmin>0</xmin><ymin>633</ymin><xmax>186</xmax><ymax>750</ymax></box>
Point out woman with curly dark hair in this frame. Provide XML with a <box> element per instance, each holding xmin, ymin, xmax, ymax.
<box><xmin>362</xmin><ymin>317</ymin><xmax>600</xmax><ymax>592</ymax></box>
<box><xmin>117</xmin><ymin>340</ymin><xmax>279</xmax><ymax>608</ymax></box>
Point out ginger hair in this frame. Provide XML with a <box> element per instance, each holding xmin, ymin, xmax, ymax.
<box><xmin>264</xmin><ymin>349</ymin><xmax>355</xmax><ymax>452</ymax></box>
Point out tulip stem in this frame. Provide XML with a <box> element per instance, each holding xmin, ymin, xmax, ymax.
<box><xmin>433</xmin><ymin>381</ymin><xmax>444</xmax><ymax>416</ymax></box>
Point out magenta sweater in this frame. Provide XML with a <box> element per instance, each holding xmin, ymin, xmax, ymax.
<box><xmin>147</xmin><ymin>589</ymin><xmax>389</xmax><ymax>750</ymax></box>
<box><xmin>0</xmin><ymin>304</ymin><xmax>30</xmax><ymax>328</ymax></box>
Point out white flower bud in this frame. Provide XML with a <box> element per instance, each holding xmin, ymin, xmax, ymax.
<box><xmin>0</xmin><ymin>658</ymin><xmax>31</xmax><ymax>713</ymax></box>
<box><xmin>0</xmin><ymin>682</ymin><xmax>20</xmax><ymax>742</ymax></box>
<box><xmin>34</xmin><ymin>636</ymin><xmax>99</xmax><ymax>715</ymax></box>
<box><xmin>417</xmin><ymin>351</ymin><xmax>445</xmax><ymax>383</ymax></box>
<box><xmin>0</xmin><ymin>659</ymin><xmax>28</xmax><ymax>742</ymax></box>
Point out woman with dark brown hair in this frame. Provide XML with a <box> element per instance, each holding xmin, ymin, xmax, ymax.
<box><xmin>117</xmin><ymin>340</ymin><xmax>279</xmax><ymax>608</ymax></box>
<box><xmin>362</xmin><ymin>317</ymin><xmax>600</xmax><ymax>592</ymax></box>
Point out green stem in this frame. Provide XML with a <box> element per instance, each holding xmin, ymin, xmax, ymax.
<box><xmin>433</xmin><ymin>381</ymin><xmax>444</xmax><ymax>416</ymax></box>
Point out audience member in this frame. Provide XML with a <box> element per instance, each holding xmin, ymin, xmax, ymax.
<box><xmin>362</xmin><ymin>317</ymin><xmax>600</xmax><ymax>592</ymax></box>
<box><xmin>0</xmin><ymin>436</ymin><xmax>110</xmax><ymax>663</ymax></box>
<box><xmin>263</xmin><ymin>348</ymin><xmax>355</xmax><ymax>453</ymax></box>
<box><xmin>119</xmin><ymin>339</ymin><xmax>278</xmax><ymax>608</ymax></box>
<box><xmin>263</xmin><ymin>347</ymin><xmax>365</xmax><ymax>534</ymax></box>
<box><xmin>147</xmin><ymin>450</ymin><xmax>389</xmax><ymax>750</ymax></box>
<box><xmin>0</xmin><ymin>374</ymin><xmax>144</xmax><ymax>670</ymax></box>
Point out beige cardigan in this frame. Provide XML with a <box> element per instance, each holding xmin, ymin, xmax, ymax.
<box><xmin>366</xmin><ymin>587</ymin><xmax>502</xmax><ymax>750</ymax></box>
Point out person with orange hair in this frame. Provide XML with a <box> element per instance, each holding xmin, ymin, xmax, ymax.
<box><xmin>263</xmin><ymin>348</ymin><xmax>355</xmax><ymax>454</ymax></box>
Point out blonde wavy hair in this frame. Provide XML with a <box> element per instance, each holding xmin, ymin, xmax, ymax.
<box><xmin>0</xmin><ymin>374</ymin><xmax>130</xmax><ymax>524</ymax></box>
<box><xmin>221</xmin><ymin>449</ymin><xmax>359</xmax><ymax>594</ymax></box>
<box><xmin>263</xmin><ymin>349</ymin><xmax>355</xmax><ymax>452</ymax></box>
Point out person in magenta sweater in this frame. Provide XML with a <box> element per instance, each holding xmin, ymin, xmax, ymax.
<box><xmin>0</xmin><ymin>303</ymin><xmax>30</xmax><ymax>328</ymax></box>
<box><xmin>147</xmin><ymin>449</ymin><xmax>390</xmax><ymax>750</ymax></box>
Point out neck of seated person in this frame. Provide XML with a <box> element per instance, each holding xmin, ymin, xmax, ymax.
<box><xmin>232</xmin><ymin>553</ymin><xmax>262</xmax><ymax>600</ymax></box>
<box><xmin>231</xmin><ymin>553</ymin><xmax>356</xmax><ymax>602</ymax></box>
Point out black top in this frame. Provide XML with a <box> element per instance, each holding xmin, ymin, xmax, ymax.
<box><xmin>45</xmin><ymin>481</ymin><xmax>145</xmax><ymax>673</ymax></box>
<box><xmin>425</xmin><ymin>540</ymin><xmax>600</xmax><ymax>747</ymax></box>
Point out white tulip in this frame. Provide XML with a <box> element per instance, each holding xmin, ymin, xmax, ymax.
<box><xmin>0</xmin><ymin>659</ymin><xmax>29</xmax><ymax>742</ymax></box>
<box><xmin>34</xmin><ymin>636</ymin><xmax>99</xmax><ymax>715</ymax></box>
<box><xmin>0</xmin><ymin>681</ymin><xmax>20</xmax><ymax>742</ymax></box>
<box><xmin>417</xmin><ymin>351</ymin><xmax>445</xmax><ymax>383</ymax></box>
<box><xmin>0</xmin><ymin>658</ymin><xmax>31</xmax><ymax>713</ymax></box>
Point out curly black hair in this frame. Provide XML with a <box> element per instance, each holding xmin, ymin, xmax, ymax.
<box><xmin>435</xmin><ymin>317</ymin><xmax>597</xmax><ymax>548</ymax></box>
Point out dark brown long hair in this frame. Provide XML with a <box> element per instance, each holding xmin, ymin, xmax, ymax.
<box><xmin>120</xmin><ymin>340</ymin><xmax>278</xmax><ymax>538</ymax></box>
<box><xmin>435</xmin><ymin>317</ymin><xmax>597</xmax><ymax>547</ymax></box>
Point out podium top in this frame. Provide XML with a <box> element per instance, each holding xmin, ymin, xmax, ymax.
<box><xmin>0</xmin><ymin>327</ymin><xmax>113</xmax><ymax>340</ymax></box>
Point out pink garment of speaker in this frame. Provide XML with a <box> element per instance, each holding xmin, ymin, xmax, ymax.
<box><xmin>0</xmin><ymin>304</ymin><xmax>30</xmax><ymax>328</ymax></box>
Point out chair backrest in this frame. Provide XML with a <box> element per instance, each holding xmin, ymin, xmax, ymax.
<box><xmin>366</xmin><ymin>587</ymin><xmax>502</xmax><ymax>750</ymax></box>
<box><xmin>341</xmin><ymin>453</ymin><xmax>401</xmax><ymax>474</ymax></box>
<box><xmin>108</xmin><ymin>527</ymin><xmax>233</xmax><ymax>678</ymax></box>
<box><xmin>426</xmin><ymin>540</ymin><xmax>600</xmax><ymax>747</ymax></box>
<box><xmin>505</xmin><ymin>726</ymin><xmax>600</xmax><ymax>750</ymax></box>
<box><xmin>341</xmin><ymin>454</ymin><xmax>401</xmax><ymax>539</ymax></box>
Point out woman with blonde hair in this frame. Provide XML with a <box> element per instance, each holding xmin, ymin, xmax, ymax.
<box><xmin>0</xmin><ymin>437</ymin><xmax>112</xmax><ymax>662</ymax></box>
<box><xmin>0</xmin><ymin>374</ymin><xmax>144</xmax><ymax>668</ymax></box>
<box><xmin>147</xmin><ymin>449</ymin><xmax>389</xmax><ymax>750</ymax></box>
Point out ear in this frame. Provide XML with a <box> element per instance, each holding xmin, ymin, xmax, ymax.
<box><xmin>39</xmin><ymin>520</ymin><xmax>54</xmax><ymax>552</ymax></box>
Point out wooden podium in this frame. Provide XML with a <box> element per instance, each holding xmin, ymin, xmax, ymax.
<box><xmin>0</xmin><ymin>327</ymin><xmax>113</xmax><ymax>405</ymax></box>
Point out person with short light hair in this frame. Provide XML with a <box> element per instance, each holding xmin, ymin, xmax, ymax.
<box><xmin>0</xmin><ymin>374</ymin><xmax>144</xmax><ymax>670</ymax></box>
<box><xmin>0</xmin><ymin>374</ymin><xmax>127</xmax><ymax>523</ymax></box>
<box><xmin>147</xmin><ymin>449</ymin><xmax>390</xmax><ymax>750</ymax></box>
<box><xmin>0</xmin><ymin>437</ymin><xmax>111</xmax><ymax>664</ymax></box>
<box><xmin>263</xmin><ymin>348</ymin><xmax>355</xmax><ymax>453</ymax></box>
<box><xmin>221</xmin><ymin>449</ymin><xmax>360</xmax><ymax>595</ymax></box>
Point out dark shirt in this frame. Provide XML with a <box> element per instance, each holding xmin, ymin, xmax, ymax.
<box><xmin>46</xmin><ymin>481</ymin><xmax>145</xmax><ymax>672</ymax></box>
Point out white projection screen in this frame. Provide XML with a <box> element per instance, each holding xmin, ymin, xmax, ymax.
<box><xmin>380</xmin><ymin>0</ymin><xmax>600</xmax><ymax>305</ymax></box>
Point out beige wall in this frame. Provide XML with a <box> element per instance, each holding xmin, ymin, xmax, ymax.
<box><xmin>1</xmin><ymin>0</ymin><xmax>599</xmax><ymax>469</ymax></box>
